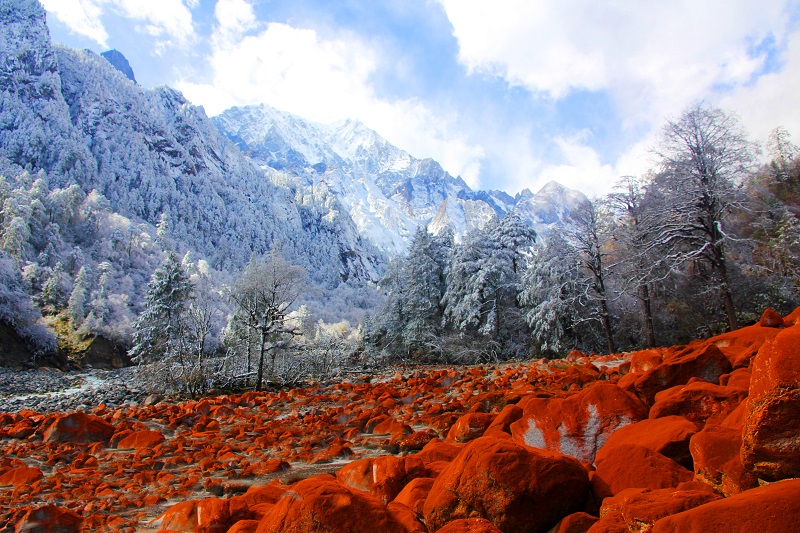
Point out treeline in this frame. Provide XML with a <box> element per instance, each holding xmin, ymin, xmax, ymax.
<box><xmin>365</xmin><ymin>104</ymin><xmax>800</xmax><ymax>361</ymax></box>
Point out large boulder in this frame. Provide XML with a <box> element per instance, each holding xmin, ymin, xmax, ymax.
<box><xmin>445</xmin><ymin>412</ymin><xmax>496</xmax><ymax>444</ymax></box>
<box><xmin>649</xmin><ymin>381</ymin><xmax>748</xmax><ymax>426</ymax></box>
<box><xmin>599</xmin><ymin>416</ymin><xmax>698</xmax><ymax>469</ymax></box>
<box><xmin>510</xmin><ymin>382</ymin><xmax>648</xmax><ymax>463</ymax></box>
<box><xmin>624</xmin><ymin>343</ymin><xmax>732</xmax><ymax>405</ymax></box>
<box><xmin>43</xmin><ymin>412</ymin><xmax>115</xmax><ymax>444</ymax></box>
<box><xmin>592</xmin><ymin>444</ymin><xmax>693</xmax><ymax>499</ymax></box>
<box><xmin>256</xmin><ymin>475</ymin><xmax>409</xmax><ymax>533</ymax></box>
<box><xmin>152</xmin><ymin>497</ymin><xmax>232</xmax><ymax>533</ymax></box>
<box><xmin>599</xmin><ymin>487</ymin><xmax>721</xmax><ymax>533</ymax></box>
<box><xmin>741</xmin><ymin>324</ymin><xmax>800</xmax><ymax>481</ymax></box>
<box><xmin>652</xmin><ymin>478</ymin><xmax>800</xmax><ymax>532</ymax></box>
<box><xmin>422</xmin><ymin>436</ymin><xmax>590</xmax><ymax>533</ymax></box>
<box><xmin>690</xmin><ymin>425</ymin><xmax>758</xmax><ymax>496</ymax></box>
<box><xmin>14</xmin><ymin>506</ymin><xmax>82</xmax><ymax>533</ymax></box>
<box><xmin>336</xmin><ymin>455</ymin><xmax>426</xmax><ymax>504</ymax></box>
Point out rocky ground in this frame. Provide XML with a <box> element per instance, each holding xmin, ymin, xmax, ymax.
<box><xmin>0</xmin><ymin>367</ymin><xmax>146</xmax><ymax>413</ymax></box>
<box><xmin>1</xmin><ymin>307</ymin><xmax>800</xmax><ymax>533</ymax></box>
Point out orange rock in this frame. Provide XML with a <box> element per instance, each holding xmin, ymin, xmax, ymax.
<box><xmin>445</xmin><ymin>412</ymin><xmax>496</xmax><ymax>444</ymax></box>
<box><xmin>708</xmin><ymin>322</ymin><xmax>781</xmax><ymax>369</ymax></box>
<box><xmin>482</xmin><ymin>403</ymin><xmax>523</xmax><ymax>437</ymax></box>
<box><xmin>414</xmin><ymin>438</ymin><xmax>461</xmax><ymax>465</ymax></box>
<box><xmin>423</xmin><ymin>436</ymin><xmax>590</xmax><ymax>533</ymax></box>
<box><xmin>627</xmin><ymin>343</ymin><xmax>732</xmax><ymax>405</ymax></box>
<box><xmin>599</xmin><ymin>487</ymin><xmax>721</xmax><ymax>532</ymax></box>
<box><xmin>337</xmin><ymin>455</ymin><xmax>426</xmax><ymax>504</ymax></box>
<box><xmin>372</xmin><ymin>417</ymin><xmax>413</xmax><ymax>440</ymax></box>
<box><xmin>386</xmin><ymin>502</ymin><xmax>426</xmax><ymax>533</ymax></box>
<box><xmin>510</xmin><ymin>382</ymin><xmax>648</xmax><ymax>463</ymax></box>
<box><xmin>14</xmin><ymin>506</ymin><xmax>82</xmax><ymax>533</ymax></box>
<box><xmin>552</xmin><ymin>512</ymin><xmax>600</xmax><ymax>533</ymax></box>
<box><xmin>436</xmin><ymin>517</ymin><xmax>503</xmax><ymax>532</ymax></box>
<box><xmin>758</xmin><ymin>308</ymin><xmax>785</xmax><ymax>328</ymax></box>
<box><xmin>741</xmin><ymin>324</ymin><xmax>800</xmax><ymax>481</ymax></box>
<box><xmin>153</xmin><ymin>497</ymin><xmax>232</xmax><ymax>533</ymax></box>
<box><xmin>599</xmin><ymin>415</ymin><xmax>698</xmax><ymax>468</ymax></box>
<box><xmin>651</xmin><ymin>478</ymin><xmax>800</xmax><ymax>532</ymax></box>
<box><xmin>399</xmin><ymin>429</ymin><xmax>439</xmax><ymax>452</ymax></box>
<box><xmin>691</xmin><ymin>425</ymin><xmax>758</xmax><ymax>496</ymax></box>
<box><xmin>0</xmin><ymin>466</ymin><xmax>43</xmax><ymax>487</ymax></box>
<box><xmin>649</xmin><ymin>381</ymin><xmax>747</xmax><ymax>426</ymax></box>
<box><xmin>592</xmin><ymin>444</ymin><xmax>693</xmax><ymax>499</ymax></box>
<box><xmin>783</xmin><ymin>305</ymin><xmax>800</xmax><ymax>326</ymax></box>
<box><xmin>255</xmin><ymin>475</ymin><xmax>408</xmax><ymax>533</ymax></box>
<box><xmin>392</xmin><ymin>477</ymin><xmax>434</xmax><ymax>515</ymax></box>
<box><xmin>116</xmin><ymin>429</ymin><xmax>166</xmax><ymax>450</ymax></box>
<box><xmin>227</xmin><ymin>520</ymin><xmax>260</xmax><ymax>533</ymax></box>
<box><xmin>719</xmin><ymin>367</ymin><xmax>751</xmax><ymax>389</ymax></box>
<box><xmin>43</xmin><ymin>412</ymin><xmax>115</xmax><ymax>444</ymax></box>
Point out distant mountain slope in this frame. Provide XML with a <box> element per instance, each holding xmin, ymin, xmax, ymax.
<box><xmin>214</xmin><ymin>104</ymin><xmax>587</xmax><ymax>254</ymax></box>
<box><xmin>0</xmin><ymin>0</ymin><xmax>381</xmax><ymax>288</ymax></box>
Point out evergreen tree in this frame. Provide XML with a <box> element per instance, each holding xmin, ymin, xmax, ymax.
<box><xmin>129</xmin><ymin>253</ymin><xmax>193</xmax><ymax>364</ymax></box>
<box><xmin>68</xmin><ymin>265</ymin><xmax>91</xmax><ymax>326</ymax></box>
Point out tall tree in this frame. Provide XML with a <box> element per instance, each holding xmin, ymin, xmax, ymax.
<box><xmin>228</xmin><ymin>249</ymin><xmax>305</xmax><ymax>390</ymax></box>
<box><xmin>652</xmin><ymin>103</ymin><xmax>756</xmax><ymax>330</ymax></box>
<box><xmin>566</xmin><ymin>198</ymin><xmax>617</xmax><ymax>354</ymax></box>
<box><xmin>607</xmin><ymin>176</ymin><xmax>658</xmax><ymax>347</ymax></box>
<box><xmin>129</xmin><ymin>253</ymin><xmax>193</xmax><ymax>364</ymax></box>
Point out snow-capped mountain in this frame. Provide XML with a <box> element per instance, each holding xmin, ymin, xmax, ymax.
<box><xmin>214</xmin><ymin>104</ymin><xmax>587</xmax><ymax>255</ymax></box>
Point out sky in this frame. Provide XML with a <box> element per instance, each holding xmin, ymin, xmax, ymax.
<box><xmin>41</xmin><ymin>0</ymin><xmax>800</xmax><ymax>196</ymax></box>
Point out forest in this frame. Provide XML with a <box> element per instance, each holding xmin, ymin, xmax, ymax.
<box><xmin>365</xmin><ymin>104</ymin><xmax>800</xmax><ymax>363</ymax></box>
<box><xmin>1</xmin><ymin>103</ymin><xmax>799</xmax><ymax>393</ymax></box>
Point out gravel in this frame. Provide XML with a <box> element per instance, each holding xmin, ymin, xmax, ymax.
<box><xmin>0</xmin><ymin>367</ymin><xmax>148</xmax><ymax>413</ymax></box>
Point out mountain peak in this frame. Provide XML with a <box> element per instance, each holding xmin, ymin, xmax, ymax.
<box><xmin>100</xmin><ymin>49</ymin><xmax>136</xmax><ymax>84</ymax></box>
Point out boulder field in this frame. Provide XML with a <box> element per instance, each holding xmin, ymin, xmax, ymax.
<box><xmin>2</xmin><ymin>308</ymin><xmax>800</xmax><ymax>533</ymax></box>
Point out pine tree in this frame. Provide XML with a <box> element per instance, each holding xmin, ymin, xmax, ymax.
<box><xmin>129</xmin><ymin>253</ymin><xmax>193</xmax><ymax>364</ymax></box>
<box><xmin>67</xmin><ymin>265</ymin><xmax>91</xmax><ymax>326</ymax></box>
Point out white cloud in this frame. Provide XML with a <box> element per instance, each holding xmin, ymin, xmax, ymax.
<box><xmin>438</xmin><ymin>0</ymin><xmax>799</xmax><ymax>194</ymax></box>
<box><xmin>179</xmin><ymin>7</ymin><xmax>486</xmax><ymax>187</ymax></box>
<box><xmin>439</xmin><ymin>0</ymin><xmax>788</xmax><ymax>127</ymax></box>
<box><xmin>41</xmin><ymin>0</ymin><xmax>109</xmax><ymax>47</ymax></box>
<box><xmin>42</xmin><ymin>0</ymin><xmax>195</xmax><ymax>50</ymax></box>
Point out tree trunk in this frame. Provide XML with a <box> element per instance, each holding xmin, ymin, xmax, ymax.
<box><xmin>640</xmin><ymin>283</ymin><xmax>656</xmax><ymax>348</ymax></box>
<box><xmin>256</xmin><ymin>329</ymin><xmax>267</xmax><ymax>391</ymax></box>
<box><xmin>599</xmin><ymin>297</ymin><xmax>617</xmax><ymax>354</ymax></box>
<box><xmin>713</xmin><ymin>243</ymin><xmax>738</xmax><ymax>331</ymax></box>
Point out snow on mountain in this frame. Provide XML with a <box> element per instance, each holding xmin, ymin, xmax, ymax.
<box><xmin>214</xmin><ymin>104</ymin><xmax>587</xmax><ymax>254</ymax></box>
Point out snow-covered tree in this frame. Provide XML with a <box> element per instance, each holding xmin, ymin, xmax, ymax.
<box><xmin>129</xmin><ymin>253</ymin><xmax>193</xmax><ymax>364</ymax></box>
<box><xmin>228</xmin><ymin>249</ymin><xmax>306</xmax><ymax>390</ymax></box>
<box><xmin>652</xmin><ymin>103</ymin><xmax>757</xmax><ymax>330</ymax></box>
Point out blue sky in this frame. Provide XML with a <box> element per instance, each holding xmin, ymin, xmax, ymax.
<box><xmin>42</xmin><ymin>0</ymin><xmax>800</xmax><ymax>196</ymax></box>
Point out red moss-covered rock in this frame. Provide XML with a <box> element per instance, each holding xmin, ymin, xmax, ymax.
<box><xmin>651</xmin><ymin>478</ymin><xmax>800</xmax><ymax>532</ymax></box>
<box><xmin>585</xmin><ymin>511</ymin><xmax>628</xmax><ymax>533</ymax></box>
<box><xmin>227</xmin><ymin>520</ymin><xmax>260</xmax><ymax>533</ymax></box>
<box><xmin>592</xmin><ymin>444</ymin><xmax>693</xmax><ymax>499</ymax></box>
<box><xmin>707</xmin><ymin>322</ymin><xmax>781</xmax><ymax>369</ymax></box>
<box><xmin>649</xmin><ymin>381</ymin><xmax>748</xmax><ymax>426</ymax></box>
<box><xmin>14</xmin><ymin>505</ymin><xmax>82</xmax><ymax>533</ymax></box>
<box><xmin>690</xmin><ymin>425</ymin><xmax>757</xmax><ymax>496</ymax></box>
<box><xmin>423</xmin><ymin>436</ymin><xmax>590</xmax><ymax>533</ymax></box>
<box><xmin>741</xmin><ymin>324</ymin><xmax>800</xmax><ymax>481</ymax></box>
<box><xmin>445</xmin><ymin>412</ymin><xmax>496</xmax><ymax>444</ymax></box>
<box><xmin>436</xmin><ymin>518</ymin><xmax>503</xmax><ymax>533</ymax></box>
<box><xmin>483</xmin><ymin>403</ymin><xmax>523</xmax><ymax>438</ymax></box>
<box><xmin>510</xmin><ymin>382</ymin><xmax>647</xmax><ymax>463</ymax></box>
<box><xmin>626</xmin><ymin>343</ymin><xmax>732</xmax><ymax>405</ymax></box>
<box><xmin>43</xmin><ymin>412</ymin><xmax>115</xmax><ymax>444</ymax></box>
<box><xmin>599</xmin><ymin>487</ymin><xmax>721</xmax><ymax>532</ymax></box>
<box><xmin>552</xmin><ymin>512</ymin><xmax>600</xmax><ymax>533</ymax></box>
<box><xmin>336</xmin><ymin>455</ymin><xmax>426</xmax><ymax>504</ymax></box>
<box><xmin>392</xmin><ymin>477</ymin><xmax>434</xmax><ymax>516</ymax></box>
<box><xmin>599</xmin><ymin>415</ymin><xmax>698</xmax><ymax>469</ymax></box>
<box><xmin>116</xmin><ymin>429</ymin><xmax>166</xmax><ymax>450</ymax></box>
<box><xmin>0</xmin><ymin>466</ymin><xmax>43</xmax><ymax>487</ymax></box>
<box><xmin>414</xmin><ymin>438</ymin><xmax>461</xmax><ymax>465</ymax></box>
<box><xmin>153</xmin><ymin>497</ymin><xmax>232</xmax><ymax>533</ymax></box>
<box><xmin>400</xmin><ymin>429</ymin><xmax>439</xmax><ymax>452</ymax></box>
<box><xmin>255</xmin><ymin>475</ymin><xmax>409</xmax><ymax>533</ymax></box>
<box><xmin>759</xmin><ymin>308</ymin><xmax>786</xmax><ymax>327</ymax></box>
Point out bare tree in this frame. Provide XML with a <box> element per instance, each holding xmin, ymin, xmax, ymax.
<box><xmin>652</xmin><ymin>103</ymin><xmax>756</xmax><ymax>330</ymax></box>
<box><xmin>607</xmin><ymin>176</ymin><xmax>658</xmax><ymax>347</ymax></box>
<box><xmin>566</xmin><ymin>198</ymin><xmax>617</xmax><ymax>354</ymax></box>
<box><xmin>229</xmin><ymin>248</ymin><xmax>306</xmax><ymax>391</ymax></box>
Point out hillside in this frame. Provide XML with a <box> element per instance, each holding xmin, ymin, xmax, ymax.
<box><xmin>2</xmin><ymin>307</ymin><xmax>799</xmax><ymax>532</ymax></box>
